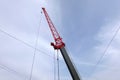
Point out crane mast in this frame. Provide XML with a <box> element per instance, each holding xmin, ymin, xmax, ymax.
<box><xmin>42</xmin><ymin>8</ymin><xmax>81</xmax><ymax>80</ymax></box>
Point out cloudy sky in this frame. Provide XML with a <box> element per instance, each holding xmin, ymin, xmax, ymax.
<box><xmin>0</xmin><ymin>0</ymin><xmax>120</xmax><ymax>80</ymax></box>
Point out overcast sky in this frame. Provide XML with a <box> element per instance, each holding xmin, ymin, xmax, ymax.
<box><xmin>0</xmin><ymin>0</ymin><xmax>120</xmax><ymax>80</ymax></box>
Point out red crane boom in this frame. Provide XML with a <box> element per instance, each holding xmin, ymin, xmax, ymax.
<box><xmin>42</xmin><ymin>8</ymin><xmax>65</xmax><ymax>49</ymax></box>
<box><xmin>42</xmin><ymin>7</ymin><xmax>81</xmax><ymax>80</ymax></box>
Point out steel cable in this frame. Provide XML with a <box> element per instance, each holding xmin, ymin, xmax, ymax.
<box><xmin>29</xmin><ymin>11</ymin><xmax>43</xmax><ymax>80</ymax></box>
<box><xmin>91</xmin><ymin>25</ymin><xmax>120</xmax><ymax>76</ymax></box>
<box><xmin>0</xmin><ymin>28</ymin><xmax>54</xmax><ymax>58</ymax></box>
<box><xmin>0</xmin><ymin>64</ymin><xmax>26</xmax><ymax>80</ymax></box>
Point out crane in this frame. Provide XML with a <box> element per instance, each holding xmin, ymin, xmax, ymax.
<box><xmin>42</xmin><ymin>8</ymin><xmax>81</xmax><ymax>80</ymax></box>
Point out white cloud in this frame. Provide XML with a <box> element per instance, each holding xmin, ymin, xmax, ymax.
<box><xmin>88</xmin><ymin>19</ymin><xmax>120</xmax><ymax>80</ymax></box>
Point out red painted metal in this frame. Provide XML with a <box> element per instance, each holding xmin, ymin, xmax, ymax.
<box><xmin>42</xmin><ymin>8</ymin><xmax>65</xmax><ymax>49</ymax></box>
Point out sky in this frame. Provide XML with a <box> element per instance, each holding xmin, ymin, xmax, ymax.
<box><xmin>0</xmin><ymin>0</ymin><xmax>120</xmax><ymax>80</ymax></box>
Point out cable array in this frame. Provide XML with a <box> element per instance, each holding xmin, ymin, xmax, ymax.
<box><xmin>0</xmin><ymin>11</ymin><xmax>55</xmax><ymax>80</ymax></box>
<box><xmin>0</xmin><ymin>28</ymin><xmax>54</xmax><ymax>58</ymax></box>
<box><xmin>0</xmin><ymin>64</ymin><xmax>25</xmax><ymax>79</ymax></box>
<box><xmin>91</xmin><ymin>25</ymin><xmax>120</xmax><ymax>76</ymax></box>
<box><xmin>2</xmin><ymin>10</ymin><xmax>120</xmax><ymax>80</ymax></box>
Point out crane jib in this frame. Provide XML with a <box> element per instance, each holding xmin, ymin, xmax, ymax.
<box><xmin>42</xmin><ymin>7</ymin><xmax>81</xmax><ymax>80</ymax></box>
